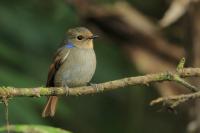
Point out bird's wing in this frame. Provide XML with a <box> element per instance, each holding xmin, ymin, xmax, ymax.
<box><xmin>46</xmin><ymin>47</ymin><xmax>70</xmax><ymax>87</ymax></box>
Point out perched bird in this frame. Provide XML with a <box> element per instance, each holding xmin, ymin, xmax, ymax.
<box><xmin>42</xmin><ymin>27</ymin><xmax>97</xmax><ymax>117</ymax></box>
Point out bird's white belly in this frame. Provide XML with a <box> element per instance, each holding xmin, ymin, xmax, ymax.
<box><xmin>54</xmin><ymin>48</ymin><xmax>96</xmax><ymax>87</ymax></box>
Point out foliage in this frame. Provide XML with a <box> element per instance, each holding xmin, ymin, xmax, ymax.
<box><xmin>0</xmin><ymin>125</ymin><xmax>71</xmax><ymax>133</ymax></box>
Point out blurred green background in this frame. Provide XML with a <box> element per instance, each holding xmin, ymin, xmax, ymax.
<box><xmin>0</xmin><ymin>0</ymin><xmax>188</xmax><ymax>133</ymax></box>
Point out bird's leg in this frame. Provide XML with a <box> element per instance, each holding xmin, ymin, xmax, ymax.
<box><xmin>63</xmin><ymin>85</ymin><xmax>69</xmax><ymax>96</ymax></box>
<box><xmin>88</xmin><ymin>83</ymin><xmax>103</xmax><ymax>92</ymax></box>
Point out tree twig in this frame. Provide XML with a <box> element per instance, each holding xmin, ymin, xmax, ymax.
<box><xmin>150</xmin><ymin>91</ymin><xmax>200</xmax><ymax>108</ymax></box>
<box><xmin>2</xmin><ymin>96</ymin><xmax>10</xmax><ymax>133</ymax></box>
<box><xmin>0</xmin><ymin>68</ymin><xmax>199</xmax><ymax>98</ymax></box>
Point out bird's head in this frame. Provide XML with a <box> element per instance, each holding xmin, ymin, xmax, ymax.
<box><xmin>66</xmin><ymin>27</ymin><xmax>98</xmax><ymax>49</ymax></box>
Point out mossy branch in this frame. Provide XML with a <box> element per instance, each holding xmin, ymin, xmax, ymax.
<box><xmin>0</xmin><ymin>68</ymin><xmax>199</xmax><ymax>99</ymax></box>
<box><xmin>150</xmin><ymin>58</ymin><xmax>200</xmax><ymax>109</ymax></box>
<box><xmin>0</xmin><ymin>58</ymin><xmax>200</xmax><ymax>109</ymax></box>
<box><xmin>150</xmin><ymin>92</ymin><xmax>200</xmax><ymax>108</ymax></box>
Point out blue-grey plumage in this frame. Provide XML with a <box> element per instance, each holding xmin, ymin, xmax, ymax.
<box><xmin>42</xmin><ymin>27</ymin><xmax>97</xmax><ymax>117</ymax></box>
<box><xmin>54</xmin><ymin>47</ymin><xmax>96</xmax><ymax>87</ymax></box>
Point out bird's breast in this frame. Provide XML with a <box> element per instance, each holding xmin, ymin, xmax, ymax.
<box><xmin>54</xmin><ymin>48</ymin><xmax>96</xmax><ymax>87</ymax></box>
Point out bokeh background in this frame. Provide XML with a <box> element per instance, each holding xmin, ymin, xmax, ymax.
<box><xmin>0</xmin><ymin>0</ymin><xmax>200</xmax><ymax>133</ymax></box>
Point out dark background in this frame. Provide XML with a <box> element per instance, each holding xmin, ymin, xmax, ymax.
<box><xmin>0</xmin><ymin>0</ymin><xmax>194</xmax><ymax>133</ymax></box>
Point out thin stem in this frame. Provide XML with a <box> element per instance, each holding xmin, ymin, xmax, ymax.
<box><xmin>0</xmin><ymin>68</ymin><xmax>198</xmax><ymax>98</ymax></box>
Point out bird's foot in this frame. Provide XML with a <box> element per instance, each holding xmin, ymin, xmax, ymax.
<box><xmin>89</xmin><ymin>83</ymin><xmax>104</xmax><ymax>93</ymax></box>
<box><xmin>64</xmin><ymin>85</ymin><xmax>69</xmax><ymax>96</ymax></box>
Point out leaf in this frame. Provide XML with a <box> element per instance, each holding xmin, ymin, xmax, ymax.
<box><xmin>0</xmin><ymin>125</ymin><xmax>72</xmax><ymax>133</ymax></box>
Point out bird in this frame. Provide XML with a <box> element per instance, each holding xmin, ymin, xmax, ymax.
<box><xmin>42</xmin><ymin>27</ymin><xmax>97</xmax><ymax>117</ymax></box>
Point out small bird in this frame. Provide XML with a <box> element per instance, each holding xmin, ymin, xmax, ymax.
<box><xmin>42</xmin><ymin>27</ymin><xmax>97</xmax><ymax>117</ymax></box>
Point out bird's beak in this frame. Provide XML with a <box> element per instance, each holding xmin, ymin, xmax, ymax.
<box><xmin>87</xmin><ymin>35</ymin><xmax>99</xmax><ymax>39</ymax></box>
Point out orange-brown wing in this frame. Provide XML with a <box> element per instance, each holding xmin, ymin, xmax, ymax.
<box><xmin>46</xmin><ymin>47</ymin><xmax>70</xmax><ymax>87</ymax></box>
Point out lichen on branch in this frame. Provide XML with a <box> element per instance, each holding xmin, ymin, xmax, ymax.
<box><xmin>0</xmin><ymin>68</ymin><xmax>199</xmax><ymax>99</ymax></box>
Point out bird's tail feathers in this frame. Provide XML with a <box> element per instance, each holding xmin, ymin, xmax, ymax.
<box><xmin>42</xmin><ymin>96</ymin><xmax>58</xmax><ymax>117</ymax></box>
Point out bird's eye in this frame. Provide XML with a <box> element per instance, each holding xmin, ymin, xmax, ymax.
<box><xmin>77</xmin><ymin>35</ymin><xmax>84</xmax><ymax>40</ymax></box>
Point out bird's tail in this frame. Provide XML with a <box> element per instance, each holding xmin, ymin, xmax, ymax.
<box><xmin>42</xmin><ymin>96</ymin><xmax>58</xmax><ymax>117</ymax></box>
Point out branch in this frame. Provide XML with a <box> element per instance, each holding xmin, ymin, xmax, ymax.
<box><xmin>0</xmin><ymin>68</ymin><xmax>200</xmax><ymax>98</ymax></box>
<box><xmin>150</xmin><ymin>92</ymin><xmax>200</xmax><ymax>108</ymax></box>
<box><xmin>150</xmin><ymin>59</ymin><xmax>200</xmax><ymax>109</ymax></box>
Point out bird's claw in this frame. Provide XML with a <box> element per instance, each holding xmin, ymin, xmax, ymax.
<box><xmin>90</xmin><ymin>83</ymin><xmax>103</xmax><ymax>93</ymax></box>
<box><xmin>64</xmin><ymin>85</ymin><xmax>69</xmax><ymax>96</ymax></box>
